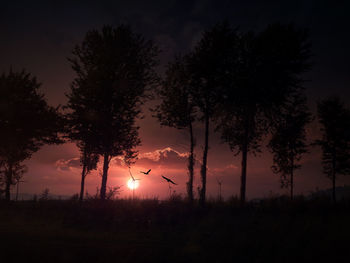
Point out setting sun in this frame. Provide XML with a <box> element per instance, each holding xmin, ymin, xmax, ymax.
<box><xmin>127</xmin><ymin>178</ymin><xmax>139</xmax><ymax>190</ymax></box>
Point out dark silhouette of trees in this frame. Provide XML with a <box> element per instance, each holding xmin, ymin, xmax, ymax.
<box><xmin>153</xmin><ymin>56</ymin><xmax>197</xmax><ymax>202</ymax></box>
<box><xmin>0</xmin><ymin>162</ymin><xmax>26</xmax><ymax>200</ymax></box>
<box><xmin>0</xmin><ymin>158</ymin><xmax>5</xmax><ymax>198</ymax></box>
<box><xmin>188</xmin><ymin>22</ymin><xmax>237</xmax><ymax>204</ymax></box>
<box><xmin>0</xmin><ymin>69</ymin><xmax>63</xmax><ymax>201</ymax></box>
<box><xmin>268</xmin><ymin>94</ymin><xmax>312</xmax><ymax>200</ymax></box>
<box><xmin>67</xmin><ymin>25</ymin><xmax>159</xmax><ymax>200</ymax></box>
<box><xmin>0</xmin><ymin>163</ymin><xmax>4</xmax><ymax>198</ymax></box>
<box><xmin>78</xmin><ymin>144</ymin><xmax>99</xmax><ymax>201</ymax></box>
<box><xmin>216</xmin><ymin>23</ymin><xmax>311</xmax><ymax>203</ymax></box>
<box><xmin>316</xmin><ymin>97</ymin><xmax>350</xmax><ymax>202</ymax></box>
<box><xmin>65</xmin><ymin>80</ymin><xmax>100</xmax><ymax>201</ymax></box>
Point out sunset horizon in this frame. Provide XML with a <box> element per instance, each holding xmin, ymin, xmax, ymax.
<box><xmin>1</xmin><ymin>1</ymin><xmax>350</xmax><ymax>262</ymax></box>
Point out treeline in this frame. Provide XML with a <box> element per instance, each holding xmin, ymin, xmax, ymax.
<box><xmin>1</xmin><ymin>22</ymin><xmax>350</xmax><ymax>203</ymax></box>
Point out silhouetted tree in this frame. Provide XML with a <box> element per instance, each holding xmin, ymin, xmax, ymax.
<box><xmin>78</xmin><ymin>143</ymin><xmax>99</xmax><ymax>201</ymax></box>
<box><xmin>0</xmin><ymin>159</ymin><xmax>4</xmax><ymax>198</ymax></box>
<box><xmin>268</xmin><ymin>94</ymin><xmax>312</xmax><ymax>200</ymax></box>
<box><xmin>188</xmin><ymin>22</ymin><xmax>238</xmax><ymax>204</ymax></box>
<box><xmin>0</xmin><ymin>69</ymin><xmax>63</xmax><ymax>201</ymax></box>
<box><xmin>216</xmin><ymin>23</ymin><xmax>311</xmax><ymax>203</ymax></box>
<box><xmin>65</xmin><ymin>85</ymin><xmax>100</xmax><ymax>201</ymax></box>
<box><xmin>316</xmin><ymin>97</ymin><xmax>350</xmax><ymax>202</ymax></box>
<box><xmin>67</xmin><ymin>25</ymin><xmax>159</xmax><ymax>199</ymax></box>
<box><xmin>153</xmin><ymin>56</ymin><xmax>197</xmax><ymax>202</ymax></box>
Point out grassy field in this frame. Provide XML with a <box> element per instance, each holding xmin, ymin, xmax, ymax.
<box><xmin>0</xmin><ymin>197</ymin><xmax>349</xmax><ymax>263</ymax></box>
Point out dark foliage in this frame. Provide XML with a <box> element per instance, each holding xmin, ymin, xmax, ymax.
<box><xmin>216</xmin><ymin>23</ymin><xmax>312</xmax><ymax>203</ymax></box>
<box><xmin>153</xmin><ymin>55</ymin><xmax>197</xmax><ymax>202</ymax></box>
<box><xmin>316</xmin><ymin>97</ymin><xmax>350</xmax><ymax>202</ymax></box>
<box><xmin>188</xmin><ymin>21</ymin><xmax>237</xmax><ymax>204</ymax></box>
<box><xmin>268</xmin><ymin>93</ymin><xmax>312</xmax><ymax>199</ymax></box>
<box><xmin>79</xmin><ymin>146</ymin><xmax>99</xmax><ymax>201</ymax></box>
<box><xmin>67</xmin><ymin>25</ymin><xmax>159</xmax><ymax>199</ymax></box>
<box><xmin>0</xmin><ymin>69</ymin><xmax>63</xmax><ymax>200</ymax></box>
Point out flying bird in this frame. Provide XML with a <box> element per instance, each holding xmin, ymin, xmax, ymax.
<box><xmin>140</xmin><ymin>169</ymin><xmax>151</xmax><ymax>175</ymax></box>
<box><xmin>162</xmin><ymin>175</ymin><xmax>177</xmax><ymax>185</ymax></box>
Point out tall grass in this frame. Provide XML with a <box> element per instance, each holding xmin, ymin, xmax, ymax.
<box><xmin>1</xmin><ymin>197</ymin><xmax>350</xmax><ymax>262</ymax></box>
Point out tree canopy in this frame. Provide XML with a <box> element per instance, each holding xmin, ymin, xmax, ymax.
<box><xmin>268</xmin><ymin>93</ymin><xmax>312</xmax><ymax>199</ymax></box>
<box><xmin>0</xmin><ymin>69</ymin><xmax>63</xmax><ymax>200</ymax></box>
<box><xmin>187</xmin><ymin>21</ymin><xmax>239</xmax><ymax>204</ymax></box>
<box><xmin>216</xmin><ymin>23</ymin><xmax>312</xmax><ymax>203</ymax></box>
<box><xmin>67</xmin><ymin>25</ymin><xmax>159</xmax><ymax>199</ymax></box>
<box><xmin>153</xmin><ymin>55</ymin><xmax>197</xmax><ymax>202</ymax></box>
<box><xmin>316</xmin><ymin>97</ymin><xmax>350</xmax><ymax>202</ymax></box>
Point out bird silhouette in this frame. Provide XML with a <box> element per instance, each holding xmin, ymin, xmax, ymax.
<box><xmin>140</xmin><ymin>169</ymin><xmax>151</xmax><ymax>175</ymax></box>
<box><xmin>162</xmin><ymin>175</ymin><xmax>177</xmax><ymax>185</ymax></box>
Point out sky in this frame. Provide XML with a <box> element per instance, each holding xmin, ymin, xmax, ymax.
<box><xmin>1</xmin><ymin>0</ymin><xmax>350</xmax><ymax>200</ymax></box>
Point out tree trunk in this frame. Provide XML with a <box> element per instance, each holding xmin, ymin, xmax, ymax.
<box><xmin>332</xmin><ymin>154</ymin><xmax>336</xmax><ymax>203</ymax></box>
<box><xmin>100</xmin><ymin>153</ymin><xmax>109</xmax><ymax>200</ymax></box>
<box><xmin>187</xmin><ymin>121</ymin><xmax>195</xmax><ymax>203</ymax></box>
<box><xmin>290</xmin><ymin>156</ymin><xmax>294</xmax><ymax>201</ymax></box>
<box><xmin>200</xmin><ymin>113</ymin><xmax>209</xmax><ymax>205</ymax></box>
<box><xmin>16</xmin><ymin>182</ymin><xmax>19</xmax><ymax>201</ymax></box>
<box><xmin>332</xmin><ymin>172</ymin><xmax>336</xmax><ymax>203</ymax></box>
<box><xmin>79</xmin><ymin>163</ymin><xmax>87</xmax><ymax>202</ymax></box>
<box><xmin>240</xmin><ymin>119</ymin><xmax>251</xmax><ymax>205</ymax></box>
<box><xmin>240</xmin><ymin>144</ymin><xmax>248</xmax><ymax>204</ymax></box>
<box><xmin>5</xmin><ymin>163</ymin><xmax>13</xmax><ymax>201</ymax></box>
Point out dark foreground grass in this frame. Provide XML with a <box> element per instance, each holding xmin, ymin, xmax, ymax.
<box><xmin>1</xmin><ymin>197</ymin><xmax>350</xmax><ymax>263</ymax></box>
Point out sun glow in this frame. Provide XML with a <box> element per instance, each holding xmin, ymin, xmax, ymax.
<box><xmin>127</xmin><ymin>178</ymin><xmax>139</xmax><ymax>190</ymax></box>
